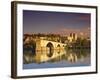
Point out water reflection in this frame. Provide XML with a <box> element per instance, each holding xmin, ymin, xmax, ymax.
<box><xmin>23</xmin><ymin>48</ymin><xmax>90</xmax><ymax>65</ymax></box>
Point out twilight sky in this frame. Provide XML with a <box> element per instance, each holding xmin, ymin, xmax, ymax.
<box><xmin>23</xmin><ymin>10</ymin><xmax>90</xmax><ymax>36</ymax></box>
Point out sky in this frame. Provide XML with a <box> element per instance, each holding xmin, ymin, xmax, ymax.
<box><xmin>23</xmin><ymin>10</ymin><xmax>90</xmax><ymax>36</ymax></box>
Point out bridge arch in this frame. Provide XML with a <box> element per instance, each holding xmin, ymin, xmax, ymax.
<box><xmin>46</xmin><ymin>42</ymin><xmax>54</xmax><ymax>57</ymax></box>
<box><xmin>57</xmin><ymin>44</ymin><xmax>60</xmax><ymax>54</ymax></box>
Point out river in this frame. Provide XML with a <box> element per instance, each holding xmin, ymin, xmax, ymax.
<box><xmin>23</xmin><ymin>48</ymin><xmax>90</xmax><ymax>69</ymax></box>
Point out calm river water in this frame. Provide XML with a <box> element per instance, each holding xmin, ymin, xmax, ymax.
<box><xmin>23</xmin><ymin>49</ymin><xmax>90</xmax><ymax>69</ymax></box>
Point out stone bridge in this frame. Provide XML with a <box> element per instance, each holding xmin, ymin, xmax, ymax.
<box><xmin>24</xmin><ymin>37</ymin><xmax>78</xmax><ymax>63</ymax></box>
<box><xmin>36</xmin><ymin>38</ymin><xmax>66</xmax><ymax>50</ymax></box>
<box><xmin>34</xmin><ymin>38</ymin><xmax>67</xmax><ymax>63</ymax></box>
<box><xmin>24</xmin><ymin>37</ymin><xmax>67</xmax><ymax>63</ymax></box>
